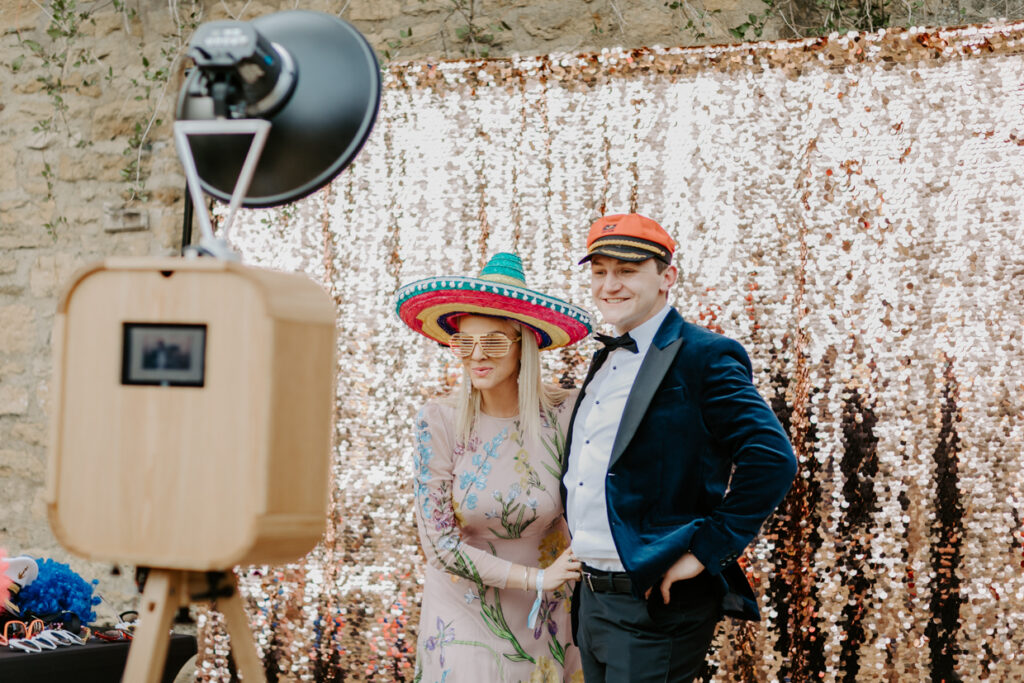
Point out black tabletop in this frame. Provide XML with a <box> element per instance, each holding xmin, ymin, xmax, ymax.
<box><xmin>0</xmin><ymin>632</ymin><xmax>197</xmax><ymax>683</ymax></box>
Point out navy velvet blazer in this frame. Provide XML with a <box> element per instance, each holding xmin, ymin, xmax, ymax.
<box><xmin>561</xmin><ymin>307</ymin><xmax>797</xmax><ymax>621</ymax></box>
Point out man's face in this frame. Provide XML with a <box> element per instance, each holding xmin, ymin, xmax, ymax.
<box><xmin>589</xmin><ymin>255</ymin><xmax>677</xmax><ymax>334</ymax></box>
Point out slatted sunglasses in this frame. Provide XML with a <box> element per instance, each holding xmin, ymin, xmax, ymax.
<box><xmin>448</xmin><ymin>332</ymin><xmax>521</xmax><ymax>359</ymax></box>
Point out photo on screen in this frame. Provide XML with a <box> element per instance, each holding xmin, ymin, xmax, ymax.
<box><xmin>122</xmin><ymin>323</ymin><xmax>207</xmax><ymax>387</ymax></box>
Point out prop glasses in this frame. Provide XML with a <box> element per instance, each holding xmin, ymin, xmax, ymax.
<box><xmin>1</xmin><ymin>618</ymin><xmax>44</xmax><ymax>643</ymax></box>
<box><xmin>449</xmin><ymin>332</ymin><xmax>521</xmax><ymax>359</ymax></box>
<box><xmin>0</xmin><ymin>618</ymin><xmax>86</xmax><ymax>652</ymax></box>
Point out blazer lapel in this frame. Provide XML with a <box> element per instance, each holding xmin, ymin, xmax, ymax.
<box><xmin>608</xmin><ymin>312</ymin><xmax>685</xmax><ymax>468</ymax></box>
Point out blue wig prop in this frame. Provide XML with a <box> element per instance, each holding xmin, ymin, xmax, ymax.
<box><xmin>16</xmin><ymin>558</ymin><xmax>101</xmax><ymax>624</ymax></box>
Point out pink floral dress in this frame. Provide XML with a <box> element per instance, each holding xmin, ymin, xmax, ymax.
<box><xmin>412</xmin><ymin>393</ymin><xmax>583</xmax><ymax>683</ymax></box>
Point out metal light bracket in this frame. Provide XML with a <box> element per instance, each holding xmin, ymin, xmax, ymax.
<box><xmin>173</xmin><ymin>119</ymin><xmax>271</xmax><ymax>260</ymax></box>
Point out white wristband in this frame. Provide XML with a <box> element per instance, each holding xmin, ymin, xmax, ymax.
<box><xmin>527</xmin><ymin>569</ymin><xmax>545</xmax><ymax>629</ymax></box>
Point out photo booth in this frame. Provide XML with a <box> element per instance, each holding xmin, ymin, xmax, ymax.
<box><xmin>45</xmin><ymin>10</ymin><xmax>381</xmax><ymax>682</ymax></box>
<box><xmin>48</xmin><ymin>257</ymin><xmax>336</xmax><ymax>569</ymax></box>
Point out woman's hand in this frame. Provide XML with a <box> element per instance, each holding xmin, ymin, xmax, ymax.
<box><xmin>541</xmin><ymin>547</ymin><xmax>582</xmax><ymax>591</ymax></box>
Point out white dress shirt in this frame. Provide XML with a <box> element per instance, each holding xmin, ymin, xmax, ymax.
<box><xmin>565</xmin><ymin>304</ymin><xmax>672</xmax><ymax>571</ymax></box>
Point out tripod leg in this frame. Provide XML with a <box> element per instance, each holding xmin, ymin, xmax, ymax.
<box><xmin>218</xmin><ymin>575</ymin><xmax>266</xmax><ymax>682</ymax></box>
<box><xmin>123</xmin><ymin>569</ymin><xmax>180</xmax><ymax>683</ymax></box>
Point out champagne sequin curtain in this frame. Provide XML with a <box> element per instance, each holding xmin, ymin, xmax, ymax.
<box><xmin>201</xmin><ymin>23</ymin><xmax>1024</xmax><ymax>682</ymax></box>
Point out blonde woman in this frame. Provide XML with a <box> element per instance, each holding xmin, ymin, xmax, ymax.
<box><xmin>396</xmin><ymin>253</ymin><xmax>591</xmax><ymax>683</ymax></box>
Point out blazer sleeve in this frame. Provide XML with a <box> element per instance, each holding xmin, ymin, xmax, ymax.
<box><xmin>412</xmin><ymin>402</ymin><xmax>515</xmax><ymax>589</ymax></box>
<box><xmin>686</xmin><ymin>337</ymin><xmax>797</xmax><ymax>575</ymax></box>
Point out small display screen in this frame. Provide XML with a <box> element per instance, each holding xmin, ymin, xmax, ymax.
<box><xmin>121</xmin><ymin>323</ymin><xmax>207</xmax><ymax>387</ymax></box>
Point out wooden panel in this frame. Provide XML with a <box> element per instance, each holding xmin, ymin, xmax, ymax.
<box><xmin>51</xmin><ymin>267</ymin><xmax>268</xmax><ymax>568</ymax></box>
<box><xmin>264</xmin><ymin>320</ymin><xmax>334</xmax><ymax>518</ymax></box>
<box><xmin>49</xmin><ymin>258</ymin><xmax>336</xmax><ymax>569</ymax></box>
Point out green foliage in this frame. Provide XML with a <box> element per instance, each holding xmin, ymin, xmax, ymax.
<box><xmin>10</xmin><ymin>0</ymin><xmax>204</xmax><ymax>240</ymax></box>
<box><xmin>376</xmin><ymin>1</ymin><xmax>513</xmax><ymax>61</ymax></box>
<box><xmin>18</xmin><ymin>0</ymin><xmax>97</xmax><ymax>136</ymax></box>
<box><xmin>668</xmin><ymin>0</ymin><xmax>1024</xmax><ymax>44</ymax></box>
<box><xmin>43</xmin><ymin>216</ymin><xmax>67</xmax><ymax>242</ymax></box>
<box><xmin>730</xmin><ymin>11</ymin><xmax>771</xmax><ymax>39</ymax></box>
<box><xmin>665</xmin><ymin>1</ymin><xmax>723</xmax><ymax>41</ymax></box>
<box><xmin>383</xmin><ymin>26</ymin><xmax>414</xmax><ymax>61</ymax></box>
<box><xmin>41</xmin><ymin>162</ymin><xmax>56</xmax><ymax>201</ymax></box>
<box><xmin>445</xmin><ymin>0</ymin><xmax>510</xmax><ymax>58</ymax></box>
<box><xmin>778</xmin><ymin>0</ymin><xmax>892</xmax><ymax>35</ymax></box>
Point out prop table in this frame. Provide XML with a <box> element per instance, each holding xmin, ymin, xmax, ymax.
<box><xmin>0</xmin><ymin>632</ymin><xmax>196</xmax><ymax>683</ymax></box>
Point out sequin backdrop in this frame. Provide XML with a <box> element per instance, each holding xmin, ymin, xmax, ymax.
<box><xmin>199</xmin><ymin>23</ymin><xmax>1024</xmax><ymax>682</ymax></box>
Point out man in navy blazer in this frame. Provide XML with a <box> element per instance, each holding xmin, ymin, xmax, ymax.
<box><xmin>561</xmin><ymin>213</ymin><xmax>797</xmax><ymax>682</ymax></box>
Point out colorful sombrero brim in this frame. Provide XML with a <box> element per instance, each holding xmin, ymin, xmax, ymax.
<box><xmin>396</xmin><ymin>276</ymin><xmax>592</xmax><ymax>351</ymax></box>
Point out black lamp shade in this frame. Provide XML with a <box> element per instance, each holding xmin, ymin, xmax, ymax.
<box><xmin>176</xmin><ymin>11</ymin><xmax>381</xmax><ymax>208</ymax></box>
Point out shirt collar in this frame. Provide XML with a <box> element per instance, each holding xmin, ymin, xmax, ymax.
<box><xmin>622</xmin><ymin>303</ymin><xmax>671</xmax><ymax>356</ymax></box>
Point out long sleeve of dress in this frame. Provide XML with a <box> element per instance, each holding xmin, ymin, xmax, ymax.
<box><xmin>413</xmin><ymin>401</ymin><xmax>515</xmax><ymax>589</ymax></box>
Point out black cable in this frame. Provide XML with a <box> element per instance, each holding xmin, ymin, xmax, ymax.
<box><xmin>181</xmin><ymin>183</ymin><xmax>194</xmax><ymax>255</ymax></box>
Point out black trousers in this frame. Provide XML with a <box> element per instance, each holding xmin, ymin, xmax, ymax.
<box><xmin>577</xmin><ymin>574</ymin><xmax>722</xmax><ymax>683</ymax></box>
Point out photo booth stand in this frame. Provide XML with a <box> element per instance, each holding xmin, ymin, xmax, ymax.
<box><xmin>47</xmin><ymin>257</ymin><xmax>337</xmax><ymax>682</ymax></box>
<box><xmin>127</xmin><ymin>570</ymin><xmax>262</xmax><ymax>681</ymax></box>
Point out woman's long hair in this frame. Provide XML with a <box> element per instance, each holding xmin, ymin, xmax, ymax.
<box><xmin>455</xmin><ymin>319</ymin><xmax>569</xmax><ymax>446</ymax></box>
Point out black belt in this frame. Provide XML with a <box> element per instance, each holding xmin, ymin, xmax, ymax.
<box><xmin>581</xmin><ymin>564</ymin><xmax>633</xmax><ymax>594</ymax></box>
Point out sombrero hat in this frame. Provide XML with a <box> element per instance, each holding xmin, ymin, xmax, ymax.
<box><xmin>395</xmin><ymin>252</ymin><xmax>592</xmax><ymax>351</ymax></box>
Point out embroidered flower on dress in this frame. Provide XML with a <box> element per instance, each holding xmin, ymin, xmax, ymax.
<box><xmin>414</xmin><ymin>418</ymin><xmax>436</xmax><ymax>513</ymax></box>
<box><xmin>471</xmin><ymin>451</ymin><xmax>493</xmax><ymax>475</ymax></box>
<box><xmin>423</xmin><ymin>617</ymin><xmax>456</xmax><ymax>667</ymax></box>
<box><xmin>537</xmin><ymin>529</ymin><xmax>568</xmax><ymax>568</ymax></box>
<box><xmin>527</xmin><ymin>655</ymin><xmax>559</xmax><ymax>683</ymax></box>
<box><xmin>533</xmin><ymin>595</ymin><xmax>560</xmax><ymax>640</ymax></box>
<box><xmin>431</xmin><ymin>504</ymin><xmax>455</xmax><ymax>533</ymax></box>
<box><xmin>438</xmin><ymin>534</ymin><xmax>460</xmax><ymax>552</ymax></box>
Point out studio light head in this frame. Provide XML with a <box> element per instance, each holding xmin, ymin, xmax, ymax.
<box><xmin>176</xmin><ymin>10</ymin><xmax>381</xmax><ymax>208</ymax></box>
<box><xmin>184</xmin><ymin>20</ymin><xmax>297</xmax><ymax>119</ymax></box>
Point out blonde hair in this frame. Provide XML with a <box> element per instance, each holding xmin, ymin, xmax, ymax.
<box><xmin>455</xmin><ymin>318</ymin><xmax>569</xmax><ymax>446</ymax></box>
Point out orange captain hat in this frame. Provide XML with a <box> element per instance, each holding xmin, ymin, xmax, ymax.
<box><xmin>578</xmin><ymin>213</ymin><xmax>676</xmax><ymax>265</ymax></box>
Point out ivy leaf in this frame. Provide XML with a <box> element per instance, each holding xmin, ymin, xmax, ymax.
<box><xmin>11</xmin><ymin>55</ymin><xmax>24</xmax><ymax>72</ymax></box>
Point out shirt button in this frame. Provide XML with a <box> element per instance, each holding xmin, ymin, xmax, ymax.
<box><xmin>578</xmin><ymin>482</ymin><xmax>584</xmax><ymax>487</ymax></box>
<box><xmin>585</xmin><ymin>440</ymin><xmax>590</xmax><ymax>444</ymax></box>
<box><xmin>595</xmin><ymin>400</ymin><xmax>600</xmax><ymax>405</ymax></box>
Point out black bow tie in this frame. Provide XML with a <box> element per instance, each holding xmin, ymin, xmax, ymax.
<box><xmin>594</xmin><ymin>332</ymin><xmax>638</xmax><ymax>354</ymax></box>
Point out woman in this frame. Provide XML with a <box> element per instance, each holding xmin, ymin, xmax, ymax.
<box><xmin>396</xmin><ymin>252</ymin><xmax>592</xmax><ymax>683</ymax></box>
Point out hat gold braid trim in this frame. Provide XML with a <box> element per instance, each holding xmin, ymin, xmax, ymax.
<box><xmin>588</xmin><ymin>238</ymin><xmax>667</xmax><ymax>255</ymax></box>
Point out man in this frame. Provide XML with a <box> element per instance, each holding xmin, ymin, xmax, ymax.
<box><xmin>561</xmin><ymin>213</ymin><xmax>797</xmax><ymax>682</ymax></box>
